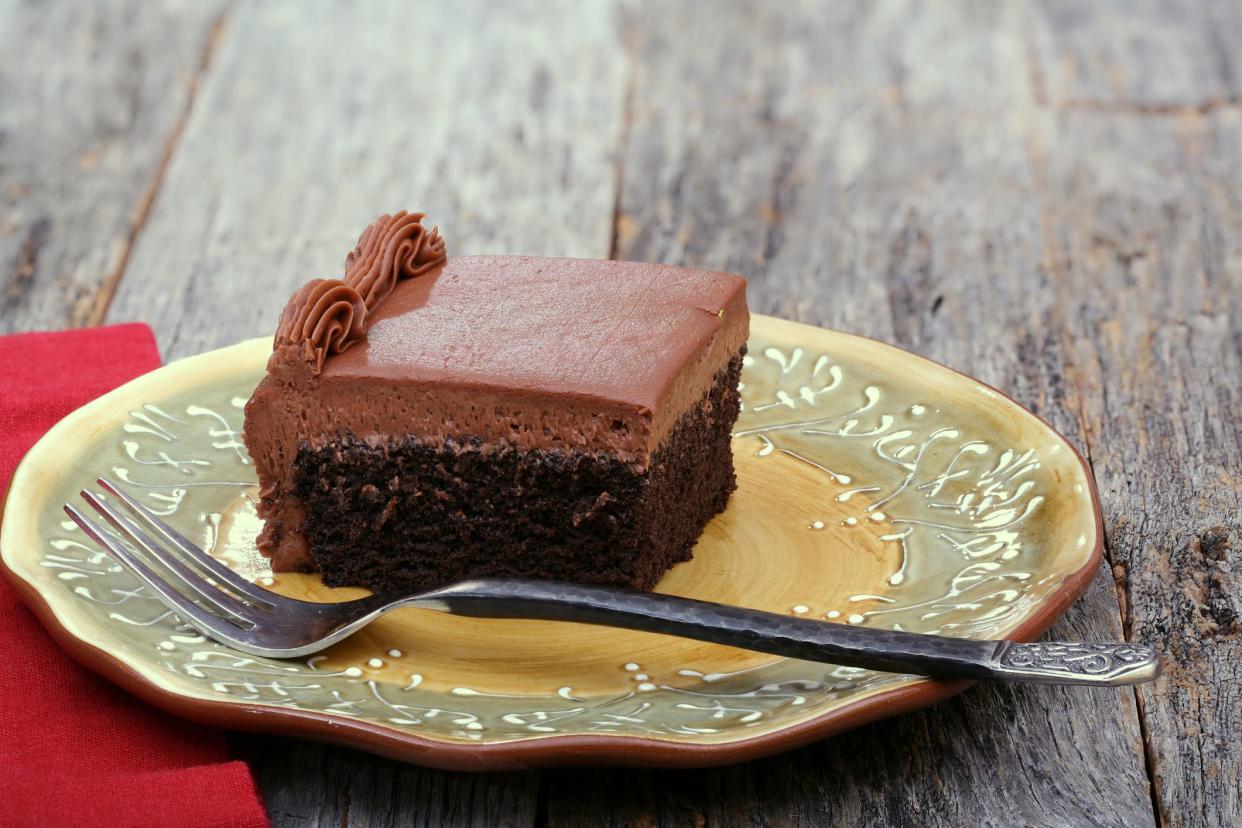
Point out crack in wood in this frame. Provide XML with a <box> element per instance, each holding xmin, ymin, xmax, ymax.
<box><xmin>82</xmin><ymin>8</ymin><xmax>230</xmax><ymax>328</ymax></box>
<box><xmin>4</xmin><ymin>216</ymin><xmax>50</xmax><ymax>312</ymax></box>
<box><xmin>1050</xmin><ymin>96</ymin><xmax>1242</xmax><ymax>117</ymax></box>
<box><xmin>1020</xmin><ymin>9</ymin><xmax>1049</xmax><ymax>107</ymax></box>
<box><xmin>1134</xmin><ymin>683</ymin><xmax>1167</xmax><ymax>828</ymax></box>
<box><xmin>608</xmin><ymin>13</ymin><xmax>638</xmax><ymax>262</ymax></box>
<box><xmin>533</xmin><ymin>772</ymin><xmax>549</xmax><ymax>828</ymax></box>
<box><xmin>1111</xmin><ymin>558</ymin><xmax>1133</xmax><ymax>641</ymax></box>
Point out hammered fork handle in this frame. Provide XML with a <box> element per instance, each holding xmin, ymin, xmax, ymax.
<box><xmin>410</xmin><ymin>580</ymin><xmax>1162</xmax><ymax>686</ymax></box>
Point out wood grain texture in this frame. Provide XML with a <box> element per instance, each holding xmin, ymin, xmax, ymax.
<box><xmin>1028</xmin><ymin>0</ymin><xmax>1242</xmax><ymax>109</ymax></box>
<box><xmin>547</xmin><ymin>1</ymin><xmax>1156</xmax><ymax>826</ymax></box>
<box><xmin>1026</xmin><ymin>5</ymin><xmax>1242</xmax><ymax>825</ymax></box>
<box><xmin>1023</xmin><ymin>91</ymin><xmax>1242</xmax><ymax>828</ymax></box>
<box><xmin>0</xmin><ymin>0</ymin><xmax>223</xmax><ymax>333</ymax></box>
<box><xmin>104</xmin><ymin>1</ymin><xmax>624</xmax><ymax>825</ymax></box>
<box><xmin>106</xmin><ymin>0</ymin><xmax>624</xmax><ymax>360</ymax></box>
<box><xmin>241</xmin><ymin>738</ymin><xmax>538</xmax><ymax>828</ymax></box>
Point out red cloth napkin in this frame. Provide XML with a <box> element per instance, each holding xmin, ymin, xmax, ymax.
<box><xmin>0</xmin><ymin>325</ymin><xmax>268</xmax><ymax>828</ymax></box>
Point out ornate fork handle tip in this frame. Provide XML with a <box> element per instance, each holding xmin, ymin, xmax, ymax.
<box><xmin>992</xmin><ymin>641</ymin><xmax>1161</xmax><ymax>686</ymax></box>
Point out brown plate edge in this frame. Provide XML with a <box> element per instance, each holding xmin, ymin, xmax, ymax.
<box><xmin>0</xmin><ymin>321</ymin><xmax>1106</xmax><ymax>771</ymax></box>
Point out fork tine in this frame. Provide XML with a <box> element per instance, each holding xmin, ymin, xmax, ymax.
<box><xmin>97</xmin><ymin>477</ymin><xmax>275</xmax><ymax>607</ymax></box>
<box><xmin>64</xmin><ymin>504</ymin><xmax>256</xmax><ymax>648</ymax></box>
<box><xmin>81</xmin><ymin>490</ymin><xmax>257</xmax><ymax>626</ymax></box>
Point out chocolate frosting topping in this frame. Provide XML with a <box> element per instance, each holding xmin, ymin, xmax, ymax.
<box><xmin>271</xmin><ymin>211</ymin><xmax>446</xmax><ymax>374</ymax></box>
<box><xmin>273</xmin><ymin>278</ymin><xmax>368</xmax><ymax>374</ymax></box>
<box><xmin>344</xmin><ymin>211</ymin><xmax>446</xmax><ymax>310</ymax></box>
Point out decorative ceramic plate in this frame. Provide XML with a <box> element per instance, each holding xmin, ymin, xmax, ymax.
<box><xmin>0</xmin><ymin>315</ymin><xmax>1101</xmax><ymax>769</ymax></box>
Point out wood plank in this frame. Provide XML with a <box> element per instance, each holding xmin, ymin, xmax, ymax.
<box><xmin>241</xmin><ymin>738</ymin><xmax>538</xmax><ymax>828</ymax></box>
<box><xmin>104</xmin><ymin>1</ymin><xmax>625</xmax><ymax>825</ymax></box>
<box><xmin>1027</xmin><ymin>5</ymin><xmax>1242</xmax><ymax>824</ymax></box>
<box><xmin>1025</xmin><ymin>101</ymin><xmax>1242</xmax><ymax>828</ymax></box>
<box><xmin>549</xmin><ymin>1</ymin><xmax>1156</xmax><ymax>825</ymax></box>
<box><xmin>0</xmin><ymin>0</ymin><xmax>223</xmax><ymax>333</ymax></box>
<box><xmin>1028</xmin><ymin>0</ymin><xmax>1242</xmax><ymax>109</ymax></box>
<box><xmin>106</xmin><ymin>0</ymin><xmax>624</xmax><ymax>360</ymax></box>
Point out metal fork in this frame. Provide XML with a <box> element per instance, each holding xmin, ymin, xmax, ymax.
<box><xmin>65</xmin><ymin>478</ymin><xmax>1160</xmax><ymax>686</ymax></box>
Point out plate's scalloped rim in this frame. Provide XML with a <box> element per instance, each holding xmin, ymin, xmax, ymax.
<box><xmin>0</xmin><ymin>317</ymin><xmax>1104</xmax><ymax>770</ymax></box>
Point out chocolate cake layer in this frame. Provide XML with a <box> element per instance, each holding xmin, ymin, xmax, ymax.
<box><xmin>293</xmin><ymin>353</ymin><xmax>743</xmax><ymax>593</ymax></box>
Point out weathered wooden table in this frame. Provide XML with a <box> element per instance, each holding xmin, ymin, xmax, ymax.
<box><xmin>4</xmin><ymin>1</ymin><xmax>1238</xmax><ymax>825</ymax></box>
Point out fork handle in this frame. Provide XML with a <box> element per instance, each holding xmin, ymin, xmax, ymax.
<box><xmin>413</xmin><ymin>579</ymin><xmax>1160</xmax><ymax>686</ymax></box>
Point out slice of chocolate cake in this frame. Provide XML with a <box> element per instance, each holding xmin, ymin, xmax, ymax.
<box><xmin>244</xmin><ymin>212</ymin><xmax>749</xmax><ymax>594</ymax></box>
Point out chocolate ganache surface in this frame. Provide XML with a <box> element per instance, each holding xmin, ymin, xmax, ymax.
<box><xmin>245</xmin><ymin>213</ymin><xmax>748</xmax><ymax>570</ymax></box>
